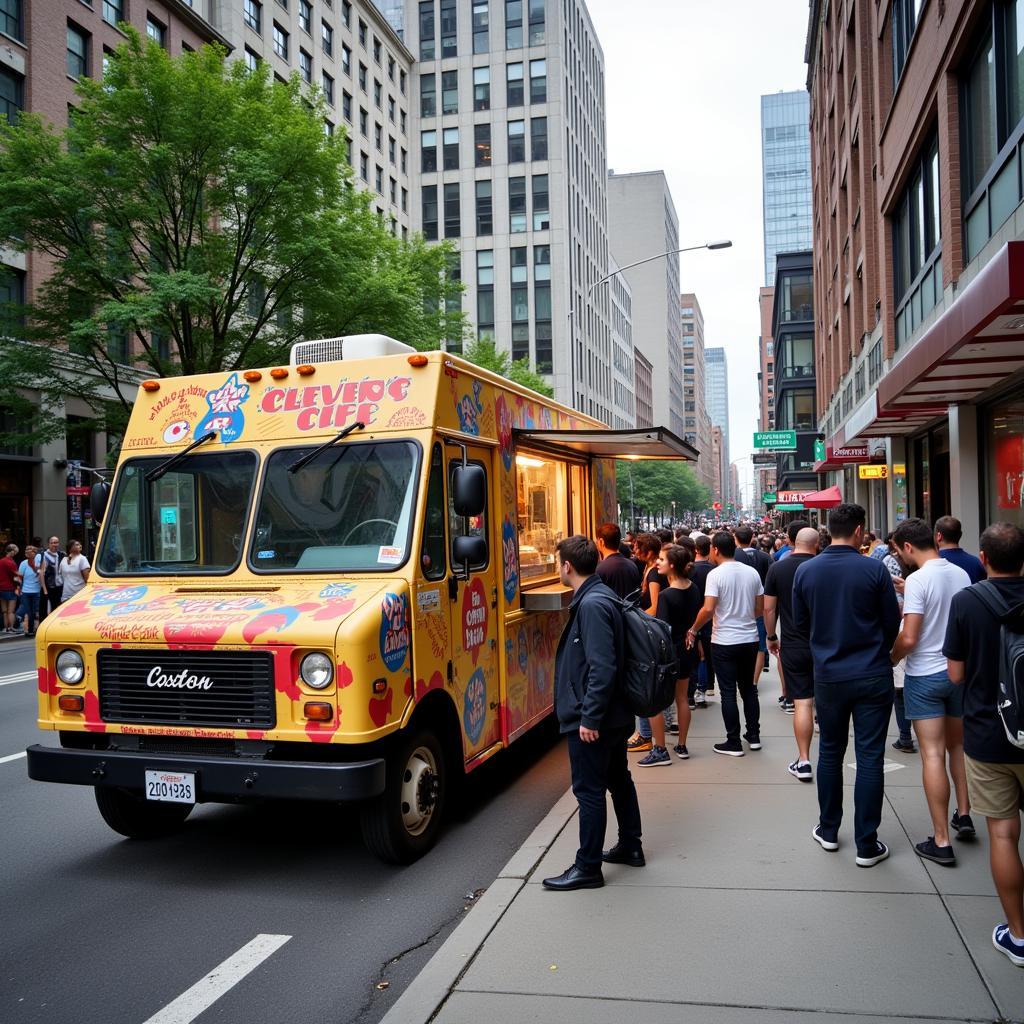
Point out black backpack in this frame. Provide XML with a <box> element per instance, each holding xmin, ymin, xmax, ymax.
<box><xmin>619</xmin><ymin>591</ymin><xmax>678</xmax><ymax>717</ymax></box>
<box><xmin>969</xmin><ymin>582</ymin><xmax>1024</xmax><ymax>750</ymax></box>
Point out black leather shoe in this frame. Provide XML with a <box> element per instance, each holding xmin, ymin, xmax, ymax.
<box><xmin>541</xmin><ymin>865</ymin><xmax>605</xmax><ymax>890</ymax></box>
<box><xmin>602</xmin><ymin>843</ymin><xmax>646</xmax><ymax>867</ymax></box>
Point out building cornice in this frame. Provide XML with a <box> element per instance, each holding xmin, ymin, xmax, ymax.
<box><xmin>166</xmin><ymin>0</ymin><xmax>233</xmax><ymax>52</ymax></box>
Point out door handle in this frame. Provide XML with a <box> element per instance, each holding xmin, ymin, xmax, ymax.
<box><xmin>448</xmin><ymin>576</ymin><xmax>458</xmax><ymax>601</ymax></box>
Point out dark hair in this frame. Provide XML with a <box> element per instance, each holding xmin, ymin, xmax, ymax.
<box><xmin>663</xmin><ymin>544</ymin><xmax>694</xmax><ymax>579</ymax></box>
<box><xmin>655</xmin><ymin>528</ymin><xmax>674</xmax><ymax>545</ymax></box>
<box><xmin>892</xmin><ymin>518</ymin><xmax>936</xmax><ymax>552</ymax></box>
<box><xmin>556</xmin><ymin>534</ymin><xmax>599</xmax><ymax>575</ymax></box>
<box><xmin>595</xmin><ymin>522</ymin><xmax>621</xmax><ymax>550</ymax></box>
<box><xmin>635</xmin><ymin>532</ymin><xmax>662</xmax><ymax>558</ymax></box>
<box><xmin>733</xmin><ymin>525</ymin><xmax>753</xmax><ymax>545</ymax></box>
<box><xmin>827</xmin><ymin>503</ymin><xmax>866</xmax><ymax>540</ymax></box>
<box><xmin>980</xmin><ymin>522</ymin><xmax>1024</xmax><ymax>574</ymax></box>
<box><xmin>711</xmin><ymin>531</ymin><xmax>736</xmax><ymax>558</ymax></box>
<box><xmin>935</xmin><ymin>515</ymin><xmax>963</xmax><ymax>545</ymax></box>
<box><xmin>694</xmin><ymin>535</ymin><xmax>711</xmax><ymax>556</ymax></box>
<box><xmin>787</xmin><ymin>519</ymin><xmax>810</xmax><ymax>544</ymax></box>
<box><xmin>818</xmin><ymin>528</ymin><xmax>832</xmax><ymax>549</ymax></box>
<box><xmin>676</xmin><ymin>535</ymin><xmax>696</xmax><ymax>555</ymax></box>
<box><xmin>674</xmin><ymin>528</ymin><xmax>691</xmax><ymax>542</ymax></box>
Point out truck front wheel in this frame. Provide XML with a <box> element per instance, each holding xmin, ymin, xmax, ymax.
<box><xmin>94</xmin><ymin>787</ymin><xmax>193</xmax><ymax>839</ymax></box>
<box><xmin>361</xmin><ymin>730</ymin><xmax>447</xmax><ymax>864</ymax></box>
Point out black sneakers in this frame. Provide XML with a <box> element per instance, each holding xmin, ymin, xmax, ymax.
<box><xmin>915</xmin><ymin>837</ymin><xmax>956</xmax><ymax>866</ymax></box>
<box><xmin>891</xmin><ymin>738</ymin><xmax>917</xmax><ymax>753</ymax></box>
<box><xmin>856</xmin><ymin>841</ymin><xmax>890</xmax><ymax>868</ymax></box>
<box><xmin>812</xmin><ymin>824</ymin><xmax>839</xmax><ymax>851</ymax></box>
<box><xmin>673</xmin><ymin>743</ymin><xmax>689</xmax><ymax>760</ymax></box>
<box><xmin>714</xmin><ymin>740</ymin><xmax>744</xmax><ymax>757</ymax></box>
<box><xmin>743</xmin><ymin>733</ymin><xmax>762</xmax><ymax>750</ymax></box>
<box><xmin>788</xmin><ymin>760</ymin><xmax>813</xmax><ymax>782</ymax></box>
<box><xmin>951</xmin><ymin>811</ymin><xmax>977</xmax><ymax>839</ymax></box>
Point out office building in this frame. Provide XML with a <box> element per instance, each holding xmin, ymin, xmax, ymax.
<box><xmin>633</xmin><ymin>348</ymin><xmax>653</xmax><ymax>429</ymax></box>
<box><xmin>710</xmin><ymin>426</ymin><xmax>724</xmax><ymax>506</ymax></box>
<box><xmin>761</xmin><ymin>90</ymin><xmax>813</xmax><ymax>287</ymax></box>
<box><xmin>680</xmin><ymin>293</ymin><xmax>714</xmax><ymax>494</ymax></box>
<box><xmin>608</xmin><ymin>256</ymin><xmax>636</xmax><ymax>429</ymax></box>
<box><xmin>705</xmin><ymin>345</ymin><xmax>729</xmax><ymax>482</ymax></box>
<box><xmin>607</xmin><ymin>170</ymin><xmax>683</xmax><ymax>435</ymax></box>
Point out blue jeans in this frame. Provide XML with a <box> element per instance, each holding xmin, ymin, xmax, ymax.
<box><xmin>904</xmin><ymin>671</ymin><xmax>964</xmax><ymax>720</ymax></box>
<box><xmin>815</xmin><ymin>674</ymin><xmax>894</xmax><ymax>856</ymax></box>
<box><xmin>17</xmin><ymin>592</ymin><xmax>39</xmax><ymax>631</ymax></box>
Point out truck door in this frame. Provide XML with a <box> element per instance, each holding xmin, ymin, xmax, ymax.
<box><xmin>446</xmin><ymin>445</ymin><xmax>501</xmax><ymax>762</ymax></box>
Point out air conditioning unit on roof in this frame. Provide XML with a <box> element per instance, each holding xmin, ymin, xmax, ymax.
<box><xmin>289</xmin><ymin>334</ymin><xmax>416</xmax><ymax>365</ymax></box>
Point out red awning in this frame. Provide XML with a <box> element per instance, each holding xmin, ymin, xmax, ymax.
<box><xmin>800</xmin><ymin>485</ymin><xmax>843</xmax><ymax>509</ymax></box>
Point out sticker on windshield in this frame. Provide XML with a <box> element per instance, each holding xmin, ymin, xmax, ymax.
<box><xmin>378</xmin><ymin>546</ymin><xmax>403</xmax><ymax>565</ymax></box>
<box><xmin>160</xmin><ymin>506</ymin><xmax>178</xmax><ymax>525</ymax></box>
<box><xmin>256</xmin><ymin>549</ymin><xmax>276</xmax><ymax>559</ymax></box>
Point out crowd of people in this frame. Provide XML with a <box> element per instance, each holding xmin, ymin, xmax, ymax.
<box><xmin>545</xmin><ymin>507</ymin><xmax>1024</xmax><ymax>972</ymax></box>
<box><xmin>0</xmin><ymin>536</ymin><xmax>91</xmax><ymax>637</ymax></box>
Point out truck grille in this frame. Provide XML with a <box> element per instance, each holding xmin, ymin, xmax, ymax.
<box><xmin>98</xmin><ymin>649</ymin><xmax>276</xmax><ymax>729</ymax></box>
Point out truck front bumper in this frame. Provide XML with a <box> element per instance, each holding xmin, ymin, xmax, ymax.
<box><xmin>26</xmin><ymin>744</ymin><xmax>386</xmax><ymax>802</ymax></box>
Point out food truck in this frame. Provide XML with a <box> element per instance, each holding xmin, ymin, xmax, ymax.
<box><xmin>27</xmin><ymin>336</ymin><xmax>695</xmax><ymax>862</ymax></box>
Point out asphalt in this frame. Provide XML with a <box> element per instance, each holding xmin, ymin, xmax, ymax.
<box><xmin>383</xmin><ymin>665</ymin><xmax>1024</xmax><ymax>1024</ymax></box>
<box><xmin>0</xmin><ymin>637</ymin><xmax>571</xmax><ymax>1024</ymax></box>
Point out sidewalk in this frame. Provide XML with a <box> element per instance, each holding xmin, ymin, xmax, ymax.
<box><xmin>384</xmin><ymin>665</ymin><xmax>1024</xmax><ymax>1024</ymax></box>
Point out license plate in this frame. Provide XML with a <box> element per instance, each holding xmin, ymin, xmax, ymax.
<box><xmin>144</xmin><ymin>770</ymin><xmax>196</xmax><ymax>804</ymax></box>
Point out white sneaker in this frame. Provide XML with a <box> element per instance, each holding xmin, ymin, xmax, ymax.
<box><xmin>788</xmin><ymin>760</ymin><xmax>813</xmax><ymax>782</ymax></box>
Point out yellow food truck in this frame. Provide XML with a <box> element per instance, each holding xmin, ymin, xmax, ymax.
<box><xmin>27</xmin><ymin>336</ymin><xmax>694</xmax><ymax>862</ymax></box>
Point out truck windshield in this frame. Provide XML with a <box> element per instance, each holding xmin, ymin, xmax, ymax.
<box><xmin>97</xmin><ymin>451</ymin><xmax>258</xmax><ymax>575</ymax></box>
<box><xmin>249</xmin><ymin>440</ymin><xmax>420</xmax><ymax>572</ymax></box>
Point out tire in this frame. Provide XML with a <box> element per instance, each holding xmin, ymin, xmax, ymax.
<box><xmin>361</xmin><ymin>729</ymin><xmax>447</xmax><ymax>864</ymax></box>
<box><xmin>94</xmin><ymin>786</ymin><xmax>193</xmax><ymax>839</ymax></box>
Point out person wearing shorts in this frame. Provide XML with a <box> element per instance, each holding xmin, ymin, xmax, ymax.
<box><xmin>0</xmin><ymin>543</ymin><xmax>19</xmax><ymax>633</ymax></box>
<box><xmin>891</xmin><ymin>519</ymin><xmax>972</xmax><ymax>867</ymax></box>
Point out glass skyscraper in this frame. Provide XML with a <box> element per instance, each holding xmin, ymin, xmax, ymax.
<box><xmin>761</xmin><ymin>90</ymin><xmax>812</xmax><ymax>286</ymax></box>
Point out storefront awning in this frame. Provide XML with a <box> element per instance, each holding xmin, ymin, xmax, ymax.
<box><xmin>878</xmin><ymin>240</ymin><xmax>1024</xmax><ymax>413</ymax></box>
<box><xmin>812</xmin><ymin>441</ymin><xmax>871</xmax><ymax>472</ymax></box>
<box><xmin>801</xmin><ymin>484</ymin><xmax>843</xmax><ymax>509</ymax></box>
<box><xmin>840</xmin><ymin>393</ymin><xmax>946</xmax><ymax>440</ymax></box>
<box><xmin>513</xmin><ymin>427</ymin><xmax>699</xmax><ymax>461</ymax></box>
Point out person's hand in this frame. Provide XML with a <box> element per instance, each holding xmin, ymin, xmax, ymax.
<box><xmin>768</xmin><ymin>639</ymin><xmax>780</xmax><ymax>656</ymax></box>
<box><xmin>892</xmin><ymin>577</ymin><xmax>905</xmax><ymax>593</ymax></box>
<box><xmin>579</xmin><ymin>725</ymin><xmax>599</xmax><ymax>743</ymax></box>
<box><xmin>685</xmin><ymin>629</ymin><xmax>696</xmax><ymax>650</ymax></box>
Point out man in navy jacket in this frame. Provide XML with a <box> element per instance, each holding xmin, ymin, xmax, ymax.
<box><xmin>544</xmin><ymin>534</ymin><xmax>641</xmax><ymax>891</ymax></box>
<box><xmin>793</xmin><ymin>503</ymin><xmax>901</xmax><ymax>867</ymax></box>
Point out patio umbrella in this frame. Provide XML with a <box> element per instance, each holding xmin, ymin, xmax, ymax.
<box><xmin>801</xmin><ymin>484</ymin><xmax>843</xmax><ymax>509</ymax></box>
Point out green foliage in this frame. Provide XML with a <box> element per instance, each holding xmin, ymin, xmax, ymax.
<box><xmin>616</xmin><ymin>459</ymin><xmax>711</xmax><ymax>519</ymax></box>
<box><xmin>0</xmin><ymin>31</ymin><xmax>465</xmax><ymax>445</ymax></box>
<box><xmin>461</xmin><ymin>338</ymin><xmax>554</xmax><ymax>398</ymax></box>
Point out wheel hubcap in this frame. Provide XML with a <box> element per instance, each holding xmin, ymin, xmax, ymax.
<box><xmin>400</xmin><ymin>746</ymin><xmax>439</xmax><ymax>836</ymax></box>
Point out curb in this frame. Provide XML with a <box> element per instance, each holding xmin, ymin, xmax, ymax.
<box><xmin>379</xmin><ymin>786</ymin><xmax>578</xmax><ymax>1024</ymax></box>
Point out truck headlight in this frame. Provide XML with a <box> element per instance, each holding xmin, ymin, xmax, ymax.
<box><xmin>300</xmin><ymin>652</ymin><xmax>334</xmax><ymax>689</ymax></box>
<box><xmin>55</xmin><ymin>649</ymin><xmax>85</xmax><ymax>685</ymax></box>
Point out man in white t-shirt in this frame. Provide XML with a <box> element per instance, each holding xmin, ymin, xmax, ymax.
<box><xmin>688</xmin><ymin>531</ymin><xmax>764</xmax><ymax>756</ymax></box>
<box><xmin>890</xmin><ymin>518</ymin><xmax>972</xmax><ymax>866</ymax></box>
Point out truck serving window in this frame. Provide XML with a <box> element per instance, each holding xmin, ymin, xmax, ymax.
<box><xmin>250</xmin><ymin>440</ymin><xmax>419</xmax><ymax>572</ymax></box>
<box><xmin>97</xmin><ymin>452</ymin><xmax>257</xmax><ymax>575</ymax></box>
<box><xmin>515</xmin><ymin>453</ymin><xmax>569</xmax><ymax>582</ymax></box>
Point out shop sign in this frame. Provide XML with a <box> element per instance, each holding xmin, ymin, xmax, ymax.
<box><xmin>814</xmin><ymin>438</ymin><xmax>826</xmax><ymax>462</ymax></box>
<box><xmin>777</xmin><ymin>490</ymin><xmax>810</xmax><ymax>503</ymax></box>
<box><xmin>830</xmin><ymin>444</ymin><xmax>869</xmax><ymax>463</ymax></box>
<box><xmin>753</xmin><ymin>430</ymin><xmax>797</xmax><ymax>451</ymax></box>
<box><xmin>858</xmin><ymin>465</ymin><xmax>888</xmax><ymax>479</ymax></box>
<box><xmin>892</xmin><ymin>463</ymin><xmax>906</xmax><ymax>476</ymax></box>
<box><xmin>762</xmin><ymin>492</ymin><xmax>777</xmax><ymax>504</ymax></box>
<box><xmin>752</xmin><ymin>451</ymin><xmax>777</xmax><ymax>465</ymax></box>
<box><xmin>775</xmin><ymin>503</ymin><xmax>806</xmax><ymax>511</ymax></box>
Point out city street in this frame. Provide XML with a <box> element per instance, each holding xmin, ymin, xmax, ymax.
<box><xmin>0</xmin><ymin>639</ymin><xmax>570</xmax><ymax>1024</ymax></box>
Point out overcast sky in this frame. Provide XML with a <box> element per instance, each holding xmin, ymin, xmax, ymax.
<box><xmin>586</xmin><ymin>0</ymin><xmax>811</xmax><ymax>502</ymax></box>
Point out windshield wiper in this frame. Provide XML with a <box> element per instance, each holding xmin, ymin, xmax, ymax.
<box><xmin>287</xmin><ymin>421</ymin><xmax>367</xmax><ymax>474</ymax></box>
<box><xmin>146</xmin><ymin>430</ymin><xmax>218</xmax><ymax>483</ymax></box>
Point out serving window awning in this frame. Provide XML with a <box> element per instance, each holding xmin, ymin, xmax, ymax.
<box><xmin>513</xmin><ymin>427</ymin><xmax>699</xmax><ymax>461</ymax></box>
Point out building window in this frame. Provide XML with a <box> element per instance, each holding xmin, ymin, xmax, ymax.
<box><xmin>779</xmin><ymin>389</ymin><xmax>815</xmax><ymax>431</ymax></box>
<box><xmin>67</xmin><ymin>23</ymin><xmax>89</xmax><ymax>79</ymax></box>
<box><xmin>373</xmin><ymin>38</ymin><xmax>382</xmax><ymax>65</ymax></box>
<box><xmin>401</xmin><ymin>187</ymin><xmax>408</xmax><ymax>211</ymax></box>
<box><xmin>107</xmin><ymin>326</ymin><xmax>129</xmax><ymax>365</ymax></box>
<box><xmin>401</xmin><ymin>146</ymin><xmax>407</xmax><ymax>171</ymax></box>
<box><xmin>892</xmin><ymin>0</ymin><xmax>922</xmax><ymax>85</ymax></box>
<box><xmin>474</xmin><ymin>122</ymin><xmax>491</xmax><ymax>166</ymax></box>
<box><xmin>422</xmin><ymin>185</ymin><xmax>438</xmax><ymax>240</ymax></box>
<box><xmin>529</xmin><ymin>58</ymin><xmax>546</xmax><ymax>102</ymax></box>
<box><xmin>389</xmin><ymin>135</ymin><xmax>396</xmax><ymax>163</ymax></box>
<box><xmin>375</xmin><ymin>122</ymin><xmax>383</xmax><ymax>151</ymax></box>
<box><xmin>868</xmin><ymin>339</ymin><xmax>883</xmax><ymax>385</ymax></box>
<box><xmin>298</xmin><ymin>0</ymin><xmax>311</xmax><ymax>33</ymax></box>
<box><xmin>400</xmin><ymin>69</ymin><xmax>407</xmax><ymax>94</ymax></box>
<box><xmin>388</xmin><ymin>95</ymin><xmax>396</xmax><ymax>122</ymax></box>
<box><xmin>442</xmin><ymin>126</ymin><xmax>459</xmax><ymax>169</ymax></box>
<box><xmin>532</xmin><ymin>173</ymin><xmax>549</xmax><ymax>229</ymax></box>
<box><xmin>477</xmin><ymin>250</ymin><xmax>494</xmax><ymax>341</ymax></box>
<box><xmin>509</xmin><ymin>175</ymin><xmax>526</xmax><ymax>231</ymax></box>
<box><xmin>375</xmin><ymin>165</ymin><xmax>383</xmax><ymax>194</ymax></box>
<box><xmin>322</xmin><ymin>71</ymin><xmax>334</xmax><ymax>104</ymax></box>
<box><xmin>359</xmin><ymin>107</ymin><xmax>368</xmax><ymax>135</ymax></box>
<box><xmin>0</xmin><ymin>0</ymin><xmax>19</xmax><ymax>39</ymax></box>
<box><xmin>530</xmin><ymin>116</ymin><xmax>547</xmax><ymax>159</ymax></box>
<box><xmin>0</xmin><ymin>66</ymin><xmax>21</xmax><ymax>125</ymax></box>
<box><xmin>473</xmin><ymin>1</ymin><xmax>489</xmax><ymax>53</ymax></box>
<box><xmin>528</xmin><ymin>0</ymin><xmax>545</xmax><ymax>45</ymax></box>
<box><xmin>342</xmin><ymin>91</ymin><xmax>352</xmax><ymax>120</ymax></box>
<box><xmin>244</xmin><ymin>0</ymin><xmax>262</xmax><ymax>32</ymax></box>
<box><xmin>508</xmin><ymin>119</ymin><xmax>525</xmax><ymax>162</ymax></box>
<box><xmin>359</xmin><ymin>63</ymin><xmax>368</xmax><ymax>90</ymax></box>
<box><xmin>780</xmin><ymin>272</ymin><xmax>812</xmax><ymax>322</ymax></box>
<box><xmin>506</xmin><ymin>62</ymin><xmax>524</xmax><ymax>106</ymax></box>
<box><xmin>420</xmin><ymin>73</ymin><xmax>436</xmax><ymax>116</ymax></box>
<box><xmin>419</xmin><ymin>1</ymin><xmax>435</xmax><ymax>60</ymax></box>
<box><xmin>321</xmin><ymin>20</ymin><xmax>333</xmax><ymax>56</ymax></box>
<box><xmin>388</xmin><ymin>55</ymin><xmax>395</xmax><ymax>81</ymax></box>
<box><xmin>534</xmin><ymin>244</ymin><xmax>550</xmax><ymax>281</ymax></box>
<box><xmin>476</xmin><ymin>179</ymin><xmax>493</xmax><ymax>235</ymax></box>
<box><xmin>273</xmin><ymin>23</ymin><xmax>289</xmax><ymax>60</ymax></box>
<box><xmin>473</xmin><ymin>66</ymin><xmax>490</xmax><ymax>110</ymax></box>
<box><xmin>341</xmin><ymin>0</ymin><xmax>351</xmax><ymax>24</ymax></box>
<box><xmin>374</xmin><ymin>79</ymin><xmax>383</xmax><ymax>108</ymax></box>
<box><xmin>893</xmin><ymin>132</ymin><xmax>940</xmax><ymax>300</ymax></box>
<box><xmin>244</xmin><ymin>47</ymin><xmax>260</xmax><ymax>72</ymax></box>
<box><xmin>147</xmin><ymin>16</ymin><xmax>166</xmax><ymax>49</ymax></box>
<box><xmin>359</xmin><ymin>152</ymin><xmax>368</xmax><ymax>181</ymax></box>
<box><xmin>535</xmin><ymin>284</ymin><xmax>551</xmax><ymax>372</ymax></box>
<box><xmin>299</xmin><ymin>49</ymin><xmax>312</xmax><ymax>83</ymax></box>
<box><xmin>505</xmin><ymin>0</ymin><xmax>522</xmax><ymax>48</ymax></box>
<box><xmin>443</xmin><ymin>182</ymin><xmax>460</xmax><ymax>237</ymax></box>
<box><xmin>440</xmin><ymin>0</ymin><xmax>457</xmax><ymax>57</ymax></box>
<box><xmin>342</xmin><ymin>44</ymin><xmax>351</xmax><ymax>74</ymax></box>
<box><xmin>441</xmin><ymin>70</ymin><xmax>458</xmax><ymax>114</ymax></box>
<box><xmin>0</xmin><ymin>266</ymin><xmax>26</xmax><ymax>338</ymax></box>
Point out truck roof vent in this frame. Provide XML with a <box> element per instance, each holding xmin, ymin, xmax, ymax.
<box><xmin>289</xmin><ymin>334</ymin><xmax>416</xmax><ymax>365</ymax></box>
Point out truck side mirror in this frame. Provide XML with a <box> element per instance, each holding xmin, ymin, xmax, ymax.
<box><xmin>452</xmin><ymin>463</ymin><xmax>486</xmax><ymax>518</ymax></box>
<box><xmin>453</xmin><ymin>534</ymin><xmax>486</xmax><ymax>568</ymax></box>
<box><xmin>90</xmin><ymin>480</ymin><xmax>111</xmax><ymax>524</ymax></box>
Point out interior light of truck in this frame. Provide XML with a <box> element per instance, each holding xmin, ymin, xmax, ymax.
<box><xmin>515</xmin><ymin>454</ymin><xmax>545</xmax><ymax>468</ymax></box>
<box><xmin>295</xmin><ymin>364</ymin><xmax>316</xmax><ymax>375</ymax></box>
<box><xmin>407</xmin><ymin>354</ymin><xmax>429</xmax><ymax>367</ymax></box>
<box><xmin>300</xmin><ymin>652</ymin><xmax>334</xmax><ymax>689</ymax></box>
<box><xmin>244</xmin><ymin>370</ymin><xmax>263</xmax><ymax>382</ymax></box>
<box><xmin>55</xmin><ymin>649</ymin><xmax>85</xmax><ymax>684</ymax></box>
<box><xmin>141</xmin><ymin>380</ymin><xmax>160</xmax><ymax>392</ymax></box>
<box><xmin>303</xmin><ymin>702</ymin><xmax>333</xmax><ymax>722</ymax></box>
<box><xmin>270</xmin><ymin>367</ymin><xmax>289</xmax><ymax>379</ymax></box>
<box><xmin>58</xmin><ymin>695</ymin><xmax>84</xmax><ymax>712</ymax></box>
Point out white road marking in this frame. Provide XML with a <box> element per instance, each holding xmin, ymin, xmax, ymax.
<box><xmin>0</xmin><ymin>671</ymin><xmax>36</xmax><ymax>687</ymax></box>
<box><xmin>846</xmin><ymin>758</ymin><xmax>905</xmax><ymax>774</ymax></box>
<box><xmin>141</xmin><ymin>933</ymin><xmax>292</xmax><ymax>1024</ymax></box>
<box><xmin>0</xmin><ymin>751</ymin><xmax>27</xmax><ymax>764</ymax></box>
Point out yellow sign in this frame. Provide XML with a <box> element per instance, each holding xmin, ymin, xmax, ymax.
<box><xmin>892</xmin><ymin>463</ymin><xmax>906</xmax><ymax>476</ymax></box>
<box><xmin>858</xmin><ymin>465</ymin><xmax>888</xmax><ymax>479</ymax></box>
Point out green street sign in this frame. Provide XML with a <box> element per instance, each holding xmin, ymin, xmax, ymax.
<box><xmin>754</xmin><ymin>430</ymin><xmax>797</xmax><ymax>451</ymax></box>
<box><xmin>763</xmin><ymin>492</ymin><xmax>777</xmax><ymax>504</ymax></box>
<box><xmin>775</xmin><ymin>503</ymin><xmax>805</xmax><ymax>511</ymax></box>
<box><xmin>814</xmin><ymin>438</ymin><xmax>826</xmax><ymax>462</ymax></box>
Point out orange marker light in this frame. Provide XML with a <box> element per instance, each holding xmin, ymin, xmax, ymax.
<box><xmin>270</xmin><ymin>367</ymin><xmax>289</xmax><ymax>380</ymax></box>
<box><xmin>244</xmin><ymin>370</ymin><xmax>263</xmax><ymax>382</ymax></box>
<box><xmin>407</xmin><ymin>354</ymin><xmax>429</xmax><ymax>367</ymax></box>
<box><xmin>304</xmin><ymin>702</ymin><xmax>333</xmax><ymax>722</ymax></box>
<box><xmin>58</xmin><ymin>695</ymin><xmax>84</xmax><ymax>712</ymax></box>
<box><xmin>295</xmin><ymin>364</ymin><xmax>315</xmax><ymax>376</ymax></box>
<box><xmin>141</xmin><ymin>380</ymin><xmax>160</xmax><ymax>392</ymax></box>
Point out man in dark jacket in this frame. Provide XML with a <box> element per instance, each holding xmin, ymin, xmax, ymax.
<box><xmin>793</xmin><ymin>503</ymin><xmax>902</xmax><ymax>868</ymax></box>
<box><xmin>595</xmin><ymin>522</ymin><xmax>641</xmax><ymax>599</ymax></box>
<box><xmin>543</xmin><ymin>534</ymin><xmax>642</xmax><ymax>891</ymax></box>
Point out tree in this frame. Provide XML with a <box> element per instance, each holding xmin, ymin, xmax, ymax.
<box><xmin>0</xmin><ymin>31</ymin><xmax>465</xmax><ymax>449</ymax></box>
<box><xmin>616</xmin><ymin>460</ymin><xmax>711</xmax><ymax>524</ymax></box>
<box><xmin>461</xmin><ymin>338</ymin><xmax>554</xmax><ymax>398</ymax></box>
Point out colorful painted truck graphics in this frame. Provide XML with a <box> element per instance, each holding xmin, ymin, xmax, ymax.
<box><xmin>27</xmin><ymin>338</ymin><xmax>690</xmax><ymax>862</ymax></box>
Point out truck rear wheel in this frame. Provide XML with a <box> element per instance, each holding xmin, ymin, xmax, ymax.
<box><xmin>94</xmin><ymin>787</ymin><xmax>193</xmax><ymax>839</ymax></box>
<box><xmin>361</xmin><ymin>729</ymin><xmax>447</xmax><ymax>864</ymax></box>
